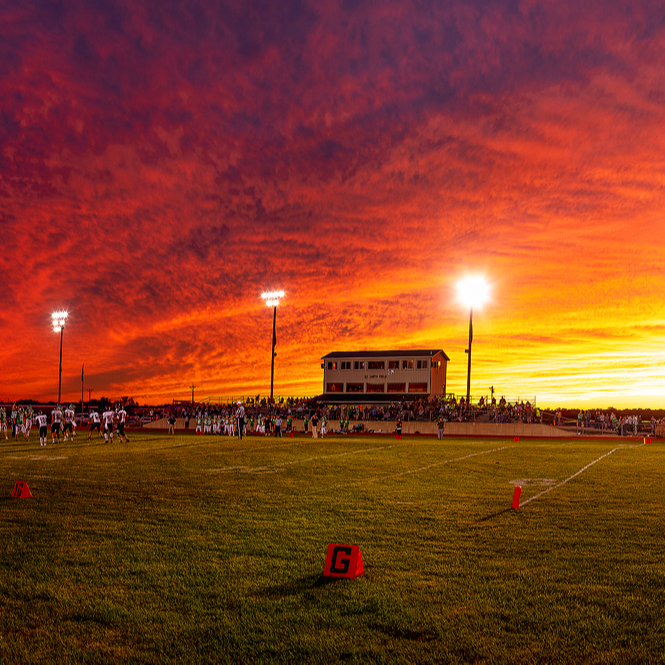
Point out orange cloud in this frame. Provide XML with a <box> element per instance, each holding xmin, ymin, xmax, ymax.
<box><xmin>1</xmin><ymin>0</ymin><xmax>664</xmax><ymax>407</ymax></box>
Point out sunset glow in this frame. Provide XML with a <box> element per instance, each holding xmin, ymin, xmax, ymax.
<box><xmin>1</xmin><ymin>0</ymin><xmax>664</xmax><ymax>408</ymax></box>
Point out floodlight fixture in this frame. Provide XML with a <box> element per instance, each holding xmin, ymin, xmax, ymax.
<box><xmin>261</xmin><ymin>290</ymin><xmax>285</xmax><ymax>401</ymax></box>
<box><xmin>456</xmin><ymin>276</ymin><xmax>491</xmax><ymax>409</ymax></box>
<box><xmin>457</xmin><ymin>276</ymin><xmax>490</xmax><ymax>310</ymax></box>
<box><xmin>261</xmin><ymin>290</ymin><xmax>285</xmax><ymax>308</ymax></box>
<box><xmin>52</xmin><ymin>310</ymin><xmax>69</xmax><ymax>403</ymax></box>
<box><xmin>52</xmin><ymin>310</ymin><xmax>68</xmax><ymax>333</ymax></box>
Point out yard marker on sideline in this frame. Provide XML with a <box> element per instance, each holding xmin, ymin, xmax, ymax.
<box><xmin>11</xmin><ymin>481</ymin><xmax>32</xmax><ymax>498</ymax></box>
<box><xmin>512</xmin><ymin>485</ymin><xmax>522</xmax><ymax>509</ymax></box>
<box><xmin>323</xmin><ymin>544</ymin><xmax>364</xmax><ymax>579</ymax></box>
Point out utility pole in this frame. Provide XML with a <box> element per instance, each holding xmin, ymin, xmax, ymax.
<box><xmin>190</xmin><ymin>385</ymin><xmax>196</xmax><ymax>403</ymax></box>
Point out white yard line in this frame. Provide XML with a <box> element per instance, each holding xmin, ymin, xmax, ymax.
<box><xmin>368</xmin><ymin>446</ymin><xmax>512</xmax><ymax>483</ymax></box>
<box><xmin>303</xmin><ymin>445</ymin><xmax>512</xmax><ymax>497</ymax></box>
<box><xmin>520</xmin><ymin>443</ymin><xmax>642</xmax><ymax>507</ymax></box>
<box><xmin>207</xmin><ymin>444</ymin><xmax>392</xmax><ymax>475</ymax></box>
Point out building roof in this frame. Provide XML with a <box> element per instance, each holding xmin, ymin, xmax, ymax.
<box><xmin>312</xmin><ymin>393</ymin><xmax>428</xmax><ymax>404</ymax></box>
<box><xmin>322</xmin><ymin>349</ymin><xmax>450</xmax><ymax>361</ymax></box>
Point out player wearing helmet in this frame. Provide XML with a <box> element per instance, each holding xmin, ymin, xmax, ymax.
<box><xmin>88</xmin><ymin>409</ymin><xmax>102</xmax><ymax>440</ymax></box>
<box><xmin>36</xmin><ymin>411</ymin><xmax>48</xmax><ymax>446</ymax></box>
<box><xmin>51</xmin><ymin>404</ymin><xmax>63</xmax><ymax>444</ymax></box>
<box><xmin>101</xmin><ymin>407</ymin><xmax>115</xmax><ymax>443</ymax></box>
<box><xmin>116</xmin><ymin>407</ymin><xmax>129</xmax><ymax>442</ymax></box>
<box><xmin>63</xmin><ymin>405</ymin><xmax>75</xmax><ymax>441</ymax></box>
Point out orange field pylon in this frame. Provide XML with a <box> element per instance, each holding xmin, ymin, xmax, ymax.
<box><xmin>512</xmin><ymin>485</ymin><xmax>522</xmax><ymax>510</ymax></box>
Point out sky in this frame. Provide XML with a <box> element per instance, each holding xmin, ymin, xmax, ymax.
<box><xmin>1</xmin><ymin>0</ymin><xmax>664</xmax><ymax>408</ymax></box>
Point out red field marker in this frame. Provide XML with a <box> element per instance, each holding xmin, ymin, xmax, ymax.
<box><xmin>514</xmin><ymin>437</ymin><xmax>520</xmax><ymax>442</ymax></box>
<box><xmin>512</xmin><ymin>485</ymin><xmax>522</xmax><ymax>509</ymax></box>
<box><xmin>11</xmin><ymin>481</ymin><xmax>33</xmax><ymax>498</ymax></box>
<box><xmin>323</xmin><ymin>544</ymin><xmax>365</xmax><ymax>579</ymax></box>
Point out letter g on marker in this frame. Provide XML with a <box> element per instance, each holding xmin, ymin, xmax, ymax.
<box><xmin>330</xmin><ymin>546</ymin><xmax>352</xmax><ymax>574</ymax></box>
<box><xmin>323</xmin><ymin>543</ymin><xmax>365</xmax><ymax>579</ymax></box>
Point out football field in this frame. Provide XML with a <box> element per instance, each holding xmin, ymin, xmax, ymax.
<box><xmin>1</xmin><ymin>432</ymin><xmax>664</xmax><ymax>663</ymax></box>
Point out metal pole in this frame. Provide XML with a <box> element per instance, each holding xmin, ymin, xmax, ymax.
<box><xmin>270</xmin><ymin>305</ymin><xmax>277</xmax><ymax>401</ymax></box>
<box><xmin>58</xmin><ymin>327</ymin><xmax>64</xmax><ymax>404</ymax></box>
<box><xmin>466</xmin><ymin>307</ymin><xmax>473</xmax><ymax>408</ymax></box>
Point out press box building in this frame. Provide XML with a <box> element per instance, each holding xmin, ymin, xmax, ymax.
<box><xmin>320</xmin><ymin>349</ymin><xmax>449</xmax><ymax>402</ymax></box>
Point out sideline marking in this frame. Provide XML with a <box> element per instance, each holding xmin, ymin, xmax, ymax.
<box><xmin>520</xmin><ymin>444</ymin><xmax>638</xmax><ymax>507</ymax></box>
<box><xmin>207</xmin><ymin>445</ymin><xmax>391</xmax><ymax>475</ymax></box>
<box><xmin>370</xmin><ymin>446</ymin><xmax>511</xmax><ymax>482</ymax></box>
<box><xmin>304</xmin><ymin>445</ymin><xmax>512</xmax><ymax>497</ymax></box>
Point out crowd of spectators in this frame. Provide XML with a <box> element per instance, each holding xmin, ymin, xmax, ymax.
<box><xmin>7</xmin><ymin>395</ymin><xmax>659</xmax><ymax>437</ymax></box>
<box><xmin>143</xmin><ymin>394</ymin><xmax>661</xmax><ymax>437</ymax></box>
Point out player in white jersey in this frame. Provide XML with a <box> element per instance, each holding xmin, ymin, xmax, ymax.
<box><xmin>36</xmin><ymin>411</ymin><xmax>49</xmax><ymax>446</ymax></box>
<box><xmin>51</xmin><ymin>405</ymin><xmax>63</xmax><ymax>444</ymax></box>
<box><xmin>0</xmin><ymin>408</ymin><xmax>7</xmax><ymax>440</ymax></box>
<box><xmin>101</xmin><ymin>408</ymin><xmax>115</xmax><ymax>442</ymax></box>
<box><xmin>116</xmin><ymin>408</ymin><xmax>129</xmax><ymax>443</ymax></box>
<box><xmin>88</xmin><ymin>410</ymin><xmax>102</xmax><ymax>440</ymax></box>
<box><xmin>63</xmin><ymin>405</ymin><xmax>75</xmax><ymax>441</ymax></box>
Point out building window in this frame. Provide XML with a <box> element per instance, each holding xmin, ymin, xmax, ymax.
<box><xmin>327</xmin><ymin>361</ymin><xmax>338</xmax><ymax>370</ymax></box>
<box><xmin>387</xmin><ymin>383</ymin><xmax>406</xmax><ymax>393</ymax></box>
<box><xmin>388</xmin><ymin>360</ymin><xmax>399</xmax><ymax>370</ymax></box>
<box><xmin>402</xmin><ymin>360</ymin><xmax>414</xmax><ymax>369</ymax></box>
<box><xmin>432</xmin><ymin>360</ymin><xmax>440</xmax><ymax>368</ymax></box>
<box><xmin>417</xmin><ymin>360</ymin><xmax>428</xmax><ymax>369</ymax></box>
<box><xmin>326</xmin><ymin>382</ymin><xmax>343</xmax><ymax>392</ymax></box>
<box><xmin>346</xmin><ymin>383</ymin><xmax>364</xmax><ymax>392</ymax></box>
<box><xmin>368</xmin><ymin>360</ymin><xmax>384</xmax><ymax>370</ymax></box>
<box><xmin>408</xmin><ymin>383</ymin><xmax>428</xmax><ymax>393</ymax></box>
<box><xmin>367</xmin><ymin>383</ymin><xmax>385</xmax><ymax>393</ymax></box>
<box><xmin>354</xmin><ymin>361</ymin><xmax>365</xmax><ymax>370</ymax></box>
<box><xmin>341</xmin><ymin>361</ymin><xmax>351</xmax><ymax>370</ymax></box>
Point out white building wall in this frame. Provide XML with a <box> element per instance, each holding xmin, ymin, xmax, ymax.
<box><xmin>323</xmin><ymin>354</ymin><xmax>432</xmax><ymax>394</ymax></box>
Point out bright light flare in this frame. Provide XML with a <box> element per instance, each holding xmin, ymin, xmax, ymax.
<box><xmin>456</xmin><ymin>276</ymin><xmax>490</xmax><ymax>309</ymax></box>
<box><xmin>52</xmin><ymin>310</ymin><xmax>68</xmax><ymax>332</ymax></box>
<box><xmin>261</xmin><ymin>290</ymin><xmax>285</xmax><ymax>307</ymax></box>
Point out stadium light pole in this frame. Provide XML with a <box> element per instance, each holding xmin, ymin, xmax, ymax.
<box><xmin>456</xmin><ymin>277</ymin><xmax>490</xmax><ymax>409</ymax></box>
<box><xmin>261</xmin><ymin>290</ymin><xmax>285</xmax><ymax>402</ymax></box>
<box><xmin>52</xmin><ymin>311</ymin><xmax>68</xmax><ymax>404</ymax></box>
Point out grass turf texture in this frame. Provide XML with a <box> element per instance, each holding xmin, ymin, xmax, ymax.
<box><xmin>1</xmin><ymin>434</ymin><xmax>664</xmax><ymax>664</ymax></box>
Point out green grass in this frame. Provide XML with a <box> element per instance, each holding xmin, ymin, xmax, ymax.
<box><xmin>1</xmin><ymin>433</ymin><xmax>664</xmax><ymax>663</ymax></box>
